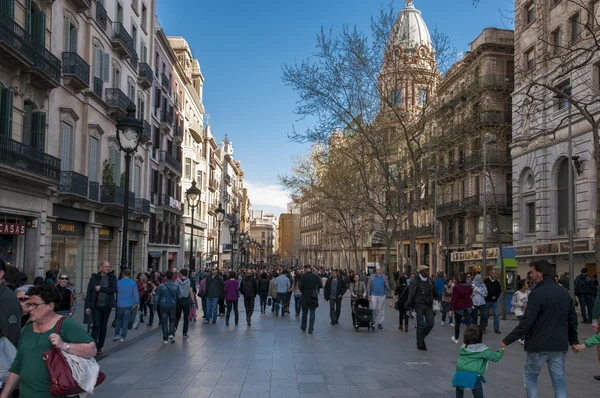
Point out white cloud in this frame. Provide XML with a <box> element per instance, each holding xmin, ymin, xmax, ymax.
<box><xmin>244</xmin><ymin>181</ymin><xmax>290</xmax><ymax>213</ymax></box>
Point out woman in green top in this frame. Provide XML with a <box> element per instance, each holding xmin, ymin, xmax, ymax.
<box><xmin>0</xmin><ymin>285</ymin><xmax>97</xmax><ymax>398</ymax></box>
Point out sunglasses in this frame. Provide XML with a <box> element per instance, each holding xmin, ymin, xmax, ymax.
<box><xmin>18</xmin><ymin>296</ymin><xmax>30</xmax><ymax>302</ymax></box>
<box><xmin>59</xmin><ymin>277</ymin><xmax>69</xmax><ymax>281</ymax></box>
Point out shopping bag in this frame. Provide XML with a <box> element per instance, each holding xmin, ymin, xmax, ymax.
<box><xmin>129</xmin><ymin>307</ymin><xmax>138</xmax><ymax>330</ymax></box>
<box><xmin>432</xmin><ymin>300</ymin><xmax>441</xmax><ymax>314</ymax></box>
<box><xmin>132</xmin><ymin>307</ymin><xmax>141</xmax><ymax>330</ymax></box>
<box><xmin>0</xmin><ymin>337</ymin><xmax>17</xmax><ymax>383</ymax></box>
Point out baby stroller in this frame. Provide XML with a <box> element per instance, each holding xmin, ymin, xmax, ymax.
<box><xmin>353</xmin><ymin>298</ymin><xmax>375</xmax><ymax>332</ymax></box>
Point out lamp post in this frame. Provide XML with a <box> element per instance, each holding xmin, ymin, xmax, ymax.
<box><xmin>185</xmin><ymin>180</ymin><xmax>201</xmax><ymax>271</ymax></box>
<box><xmin>245</xmin><ymin>235</ymin><xmax>251</xmax><ymax>267</ymax></box>
<box><xmin>428</xmin><ymin>167</ymin><xmax>439</xmax><ymax>275</ymax></box>
<box><xmin>229</xmin><ymin>223</ymin><xmax>237</xmax><ymax>267</ymax></box>
<box><xmin>215</xmin><ymin>203</ymin><xmax>225</xmax><ymax>271</ymax></box>
<box><xmin>115</xmin><ymin>103</ymin><xmax>144</xmax><ymax>273</ymax></box>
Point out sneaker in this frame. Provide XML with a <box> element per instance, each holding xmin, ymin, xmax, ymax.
<box><xmin>146</xmin><ymin>323</ymin><xmax>153</xmax><ymax>327</ymax></box>
<box><xmin>495</xmin><ymin>330</ymin><xmax>501</xmax><ymax>334</ymax></box>
<box><xmin>441</xmin><ymin>321</ymin><xmax>445</xmax><ymax>326</ymax></box>
<box><xmin>204</xmin><ymin>320</ymin><xmax>209</xmax><ymax>325</ymax></box>
<box><xmin>450</xmin><ymin>323</ymin><xmax>455</xmax><ymax>327</ymax></box>
<box><xmin>183</xmin><ymin>335</ymin><xmax>189</xmax><ymax>339</ymax></box>
<box><xmin>212</xmin><ymin>320</ymin><xmax>216</xmax><ymax>324</ymax></box>
<box><xmin>112</xmin><ymin>336</ymin><xmax>119</xmax><ymax>342</ymax></box>
<box><xmin>163</xmin><ymin>340</ymin><xmax>168</xmax><ymax>344</ymax></box>
<box><xmin>96</xmin><ymin>350</ymin><xmax>103</xmax><ymax>356</ymax></box>
<box><xmin>519</xmin><ymin>339</ymin><xmax>525</xmax><ymax>345</ymax></box>
<box><xmin>168</xmin><ymin>335</ymin><xmax>175</xmax><ymax>343</ymax></box>
<box><xmin>120</xmin><ymin>337</ymin><xmax>125</xmax><ymax>342</ymax></box>
<box><xmin>451</xmin><ymin>336</ymin><xmax>459</xmax><ymax>344</ymax></box>
<box><xmin>378</xmin><ymin>324</ymin><xmax>383</xmax><ymax>330</ymax></box>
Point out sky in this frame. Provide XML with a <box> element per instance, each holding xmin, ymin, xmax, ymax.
<box><xmin>156</xmin><ymin>0</ymin><xmax>515</xmax><ymax>216</ymax></box>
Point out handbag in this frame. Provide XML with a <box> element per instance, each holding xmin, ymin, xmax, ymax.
<box><xmin>267</xmin><ymin>296</ymin><xmax>272</xmax><ymax>306</ymax></box>
<box><xmin>432</xmin><ymin>300</ymin><xmax>441</xmax><ymax>314</ymax></box>
<box><xmin>43</xmin><ymin>317</ymin><xmax>106</xmax><ymax>396</ymax></box>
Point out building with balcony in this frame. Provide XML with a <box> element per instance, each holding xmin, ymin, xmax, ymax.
<box><xmin>249</xmin><ymin>210</ymin><xmax>276</xmax><ymax>265</ymax></box>
<box><xmin>203</xmin><ymin>126</ymin><xmax>222</xmax><ymax>266</ymax></box>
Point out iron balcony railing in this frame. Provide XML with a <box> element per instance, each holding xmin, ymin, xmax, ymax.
<box><xmin>0</xmin><ymin>135</ymin><xmax>60</xmax><ymax>182</ymax></box>
<box><xmin>158</xmin><ymin>150</ymin><xmax>182</xmax><ymax>172</ymax></box>
<box><xmin>128</xmin><ymin>191</ymin><xmax>135</xmax><ymax>209</ymax></box>
<box><xmin>95</xmin><ymin>1</ymin><xmax>108</xmax><ymax>30</ymax></box>
<box><xmin>32</xmin><ymin>44</ymin><xmax>61</xmax><ymax>85</ymax></box>
<box><xmin>0</xmin><ymin>10</ymin><xmax>34</xmax><ymax>61</ymax></box>
<box><xmin>161</xmin><ymin>108</ymin><xmax>173</xmax><ymax>125</ymax></box>
<box><xmin>88</xmin><ymin>181</ymin><xmax>100</xmax><ymax>201</ymax></box>
<box><xmin>142</xmin><ymin>120</ymin><xmax>151</xmax><ymax>141</ymax></box>
<box><xmin>112</xmin><ymin>22</ymin><xmax>137</xmax><ymax>59</ymax></box>
<box><xmin>105</xmin><ymin>88</ymin><xmax>133</xmax><ymax>113</ymax></box>
<box><xmin>62</xmin><ymin>52</ymin><xmax>90</xmax><ymax>87</ymax></box>
<box><xmin>59</xmin><ymin>171</ymin><xmax>88</xmax><ymax>197</ymax></box>
<box><xmin>474</xmin><ymin>74</ymin><xmax>514</xmax><ymax>90</ymax></box>
<box><xmin>93</xmin><ymin>77</ymin><xmax>103</xmax><ymax>99</ymax></box>
<box><xmin>100</xmin><ymin>184</ymin><xmax>125</xmax><ymax>206</ymax></box>
<box><xmin>161</xmin><ymin>73</ymin><xmax>170</xmax><ymax>89</ymax></box>
<box><xmin>465</xmin><ymin>151</ymin><xmax>509</xmax><ymax>169</ymax></box>
<box><xmin>138</xmin><ymin>62</ymin><xmax>152</xmax><ymax>79</ymax></box>
<box><xmin>437</xmin><ymin>194</ymin><xmax>512</xmax><ymax>217</ymax></box>
<box><xmin>134</xmin><ymin>198</ymin><xmax>150</xmax><ymax>215</ymax></box>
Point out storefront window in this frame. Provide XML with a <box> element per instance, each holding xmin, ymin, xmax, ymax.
<box><xmin>51</xmin><ymin>237</ymin><xmax>84</xmax><ymax>293</ymax></box>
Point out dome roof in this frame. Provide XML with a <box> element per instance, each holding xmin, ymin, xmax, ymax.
<box><xmin>389</xmin><ymin>1</ymin><xmax>432</xmax><ymax>52</ymax></box>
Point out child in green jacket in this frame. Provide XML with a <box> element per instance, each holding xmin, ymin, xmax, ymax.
<box><xmin>452</xmin><ymin>325</ymin><xmax>505</xmax><ymax>398</ymax></box>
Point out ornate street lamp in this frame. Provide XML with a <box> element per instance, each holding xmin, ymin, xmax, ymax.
<box><xmin>215</xmin><ymin>202</ymin><xmax>225</xmax><ymax>271</ymax></box>
<box><xmin>115</xmin><ymin>103</ymin><xmax>144</xmax><ymax>273</ymax></box>
<box><xmin>186</xmin><ymin>180</ymin><xmax>201</xmax><ymax>271</ymax></box>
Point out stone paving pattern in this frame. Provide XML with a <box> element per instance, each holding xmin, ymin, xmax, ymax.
<box><xmin>90</xmin><ymin>295</ymin><xmax>599</xmax><ymax>398</ymax></box>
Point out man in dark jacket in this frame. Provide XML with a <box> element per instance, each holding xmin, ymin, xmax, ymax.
<box><xmin>240</xmin><ymin>270</ymin><xmax>258</xmax><ymax>326</ymax></box>
<box><xmin>0</xmin><ymin>260</ymin><xmax>21</xmax><ymax>348</ymax></box>
<box><xmin>483</xmin><ymin>270</ymin><xmax>502</xmax><ymax>334</ymax></box>
<box><xmin>84</xmin><ymin>261</ymin><xmax>117</xmax><ymax>355</ymax></box>
<box><xmin>405</xmin><ymin>265</ymin><xmax>438</xmax><ymax>351</ymax></box>
<box><xmin>204</xmin><ymin>266</ymin><xmax>224</xmax><ymax>324</ymax></box>
<box><xmin>502</xmin><ymin>260</ymin><xmax>578</xmax><ymax>397</ymax></box>
<box><xmin>324</xmin><ymin>270</ymin><xmax>347</xmax><ymax>325</ymax></box>
<box><xmin>575</xmin><ymin>267</ymin><xmax>596</xmax><ymax>323</ymax></box>
<box><xmin>299</xmin><ymin>265</ymin><xmax>323</xmax><ymax>334</ymax></box>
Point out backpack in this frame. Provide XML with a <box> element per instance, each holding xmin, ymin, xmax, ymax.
<box><xmin>242</xmin><ymin>279</ymin><xmax>255</xmax><ymax>299</ymax></box>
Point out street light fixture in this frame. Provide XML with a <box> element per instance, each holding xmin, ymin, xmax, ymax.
<box><xmin>215</xmin><ymin>203</ymin><xmax>225</xmax><ymax>271</ymax></box>
<box><xmin>185</xmin><ymin>180</ymin><xmax>201</xmax><ymax>271</ymax></box>
<box><xmin>115</xmin><ymin>103</ymin><xmax>144</xmax><ymax>273</ymax></box>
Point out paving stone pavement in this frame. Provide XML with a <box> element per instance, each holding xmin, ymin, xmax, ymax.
<box><xmin>91</xmin><ymin>295</ymin><xmax>600</xmax><ymax>398</ymax></box>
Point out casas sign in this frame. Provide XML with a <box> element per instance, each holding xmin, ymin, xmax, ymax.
<box><xmin>0</xmin><ymin>222</ymin><xmax>25</xmax><ymax>235</ymax></box>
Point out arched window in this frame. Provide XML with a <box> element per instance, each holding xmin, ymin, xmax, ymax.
<box><xmin>557</xmin><ymin>158</ymin><xmax>574</xmax><ymax>235</ymax></box>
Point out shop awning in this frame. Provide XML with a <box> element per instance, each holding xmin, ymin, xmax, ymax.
<box><xmin>148</xmin><ymin>251</ymin><xmax>162</xmax><ymax>258</ymax></box>
<box><xmin>494</xmin><ymin>247</ymin><xmax>518</xmax><ymax>269</ymax></box>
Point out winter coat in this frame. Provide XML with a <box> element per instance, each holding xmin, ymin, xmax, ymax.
<box><xmin>84</xmin><ymin>272</ymin><xmax>117</xmax><ymax>310</ymax></box>
<box><xmin>456</xmin><ymin>344</ymin><xmax>504</xmax><ymax>375</ymax></box>
<box><xmin>450</xmin><ymin>283</ymin><xmax>473</xmax><ymax>311</ymax></box>
<box><xmin>575</xmin><ymin>273</ymin><xmax>596</xmax><ymax>295</ymax></box>
<box><xmin>405</xmin><ymin>276</ymin><xmax>438</xmax><ymax>309</ymax></box>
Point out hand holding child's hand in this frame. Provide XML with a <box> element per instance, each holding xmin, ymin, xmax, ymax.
<box><xmin>499</xmin><ymin>342</ymin><xmax>506</xmax><ymax>350</ymax></box>
<box><xmin>572</xmin><ymin>344</ymin><xmax>586</xmax><ymax>353</ymax></box>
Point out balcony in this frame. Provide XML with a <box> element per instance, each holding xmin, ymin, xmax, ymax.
<box><xmin>438</xmin><ymin>160</ymin><xmax>465</xmax><ymax>180</ymax></box>
<box><xmin>224</xmin><ymin>173</ymin><xmax>232</xmax><ymax>185</ymax></box>
<box><xmin>141</xmin><ymin>120</ymin><xmax>151</xmax><ymax>142</ymax></box>
<box><xmin>151</xmin><ymin>193</ymin><xmax>183</xmax><ymax>213</ymax></box>
<box><xmin>161</xmin><ymin>73</ymin><xmax>170</xmax><ymax>91</ymax></box>
<box><xmin>208</xmin><ymin>179</ymin><xmax>218</xmax><ymax>192</ymax></box>
<box><xmin>89</xmin><ymin>181</ymin><xmax>100</xmax><ymax>201</ymax></box>
<box><xmin>134</xmin><ymin>198</ymin><xmax>150</xmax><ymax>215</ymax></box>
<box><xmin>138</xmin><ymin>62</ymin><xmax>152</xmax><ymax>89</ymax></box>
<box><xmin>58</xmin><ymin>171</ymin><xmax>88</xmax><ymax>198</ymax></box>
<box><xmin>111</xmin><ymin>22</ymin><xmax>137</xmax><ymax>60</ymax></box>
<box><xmin>92</xmin><ymin>77</ymin><xmax>103</xmax><ymax>101</ymax></box>
<box><xmin>437</xmin><ymin>194</ymin><xmax>512</xmax><ymax>217</ymax></box>
<box><xmin>100</xmin><ymin>184</ymin><xmax>125</xmax><ymax>206</ymax></box>
<box><xmin>160</xmin><ymin>109</ymin><xmax>173</xmax><ymax>132</ymax></box>
<box><xmin>28</xmin><ymin>44</ymin><xmax>61</xmax><ymax>89</ymax></box>
<box><xmin>158</xmin><ymin>150</ymin><xmax>182</xmax><ymax>176</ymax></box>
<box><xmin>62</xmin><ymin>52</ymin><xmax>89</xmax><ymax>91</ymax></box>
<box><xmin>68</xmin><ymin>0</ymin><xmax>91</xmax><ymax>12</ymax></box>
<box><xmin>0</xmin><ymin>11</ymin><xmax>33</xmax><ymax>67</ymax></box>
<box><xmin>94</xmin><ymin>1</ymin><xmax>108</xmax><ymax>31</ymax></box>
<box><xmin>465</xmin><ymin>151</ymin><xmax>509</xmax><ymax>170</ymax></box>
<box><xmin>209</xmin><ymin>157</ymin><xmax>216</xmax><ymax>169</ymax></box>
<box><xmin>0</xmin><ymin>135</ymin><xmax>60</xmax><ymax>183</ymax></box>
<box><xmin>208</xmin><ymin>202</ymin><xmax>217</xmax><ymax>214</ymax></box>
<box><xmin>105</xmin><ymin>88</ymin><xmax>132</xmax><ymax>117</ymax></box>
<box><xmin>474</xmin><ymin>74</ymin><xmax>514</xmax><ymax>90</ymax></box>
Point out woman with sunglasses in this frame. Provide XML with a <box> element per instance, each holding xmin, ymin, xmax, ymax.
<box><xmin>56</xmin><ymin>274</ymin><xmax>77</xmax><ymax>317</ymax></box>
<box><xmin>15</xmin><ymin>284</ymin><xmax>34</xmax><ymax>327</ymax></box>
<box><xmin>0</xmin><ymin>285</ymin><xmax>96</xmax><ymax>398</ymax></box>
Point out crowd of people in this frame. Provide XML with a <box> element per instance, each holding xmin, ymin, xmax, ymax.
<box><xmin>1</xmin><ymin>258</ymin><xmax>600</xmax><ymax>397</ymax></box>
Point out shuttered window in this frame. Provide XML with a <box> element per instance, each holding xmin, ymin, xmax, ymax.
<box><xmin>0</xmin><ymin>87</ymin><xmax>14</xmax><ymax>137</ymax></box>
<box><xmin>89</xmin><ymin>137</ymin><xmax>99</xmax><ymax>182</ymax></box>
<box><xmin>31</xmin><ymin>112</ymin><xmax>46</xmax><ymax>152</ymax></box>
<box><xmin>109</xmin><ymin>147</ymin><xmax>121</xmax><ymax>186</ymax></box>
<box><xmin>60</xmin><ymin>122</ymin><xmax>73</xmax><ymax>171</ymax></box>
<box><xmin>135</xmin><ymin>164</ymin><xmax>141</xmax><ymax>197</ymax></box>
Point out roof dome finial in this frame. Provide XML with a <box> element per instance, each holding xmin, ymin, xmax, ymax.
<box><xmin>389</xmin><ymin>0</ymin><xmax>432</xmax><ymax>52</ymax></box>
<box><xmin>405</xmin><ymin>0</ymin><xmax>414</xmax><ymax>6</ymax></box>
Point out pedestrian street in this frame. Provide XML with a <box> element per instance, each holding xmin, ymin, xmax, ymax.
<box><xmin>91</xmin><ymin>295</ymin><xmax>599</xmax><ymax>398</ymax></box>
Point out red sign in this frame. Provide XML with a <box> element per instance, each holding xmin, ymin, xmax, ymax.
<box><xmin>0</xmin><ymin>222</ymin><xmax>25</xmax><ymax>235</ymax></box>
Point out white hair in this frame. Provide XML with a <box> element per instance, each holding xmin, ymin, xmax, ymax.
<box><xmin>375</xmin><ymin>265</ymin><xmax>381</xmax><ymax>270</ymax></box>
<box><xmin>16</xmin><ymin>284</ymin><xmax>34</xmax><ymax>294</ymax></box>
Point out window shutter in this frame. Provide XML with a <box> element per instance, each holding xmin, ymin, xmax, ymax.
<box><xmin>32</xmin><ymin>11</ymin><xmax>45</xmax><ymax>47</ymax></box>
<box><xmin>25</xmin><ymin>0</ymin><xmax>31</xmax><ymax>34</ymax></box>
<box><xmin>32</xmin><ymin>112</ymin><xmax>46</xmax><ymax>152</ymax></box>
<box><xmin>60</xmin><ymin>122</ymin><xmax>72</xmax><ymax>171</ymax></box>
<box><xmin>0</xmin><ymin>0</ymin><xmax>14</xmax><ymax>18</ymax></box>
<box><xmin>93</xmin><ymin>47</ymin><xmax>101</xmax><ymax>78</ymax></box>
<box><xmin>101</xmin><ymin>53</ymin><xmax>110</xmax><ymax>82</ymax></box>
<box><xmin>71</xmin><ymin>26</ymin><xmax>78</xmax><ymax>53</ymax></box>
<box><xmin>0</xmin><ymin>88</ymin><xmax>14</xmax><ymax>137</ymax></box>
<box><xmin>64</xmin><ymin>17</ymin><xmax>70</xmax><ymax>51</ymax></box>
<box><xmin>89</xmin><ymin>137</ymin><xmax>99</xmax><ymax>182</ymax></box>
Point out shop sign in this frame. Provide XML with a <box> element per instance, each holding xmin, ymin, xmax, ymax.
<box><xmin>451</xmin><ymin>248</ymin><xmax>498</xmax><ymax>262</ymax></box>
<box><xmin>168</xmin><ymin>253</ymin><xmax>177</xmax><ymax>260</ymax></box>
<box><xmin>0</xmin><ymin>222</ymin><xmax>25</xmax><ymax>235</ymax></box>
<box><xmin>514</xmin><ymin>245</ymin><xmax>533</xmax><ymax>257</ymax></box>
<box><xmin>98</xmin><ymin>228</ymin><xmax>113</xmax><ymax>241</ymax></box>
<box><xmin>560</xmin><ymin>239</ymin><xmax>590</xmax><ymax>253</ymax></box>
<box><xmin>514</xmin><ymin>239</ymin><xmax>592</xmax><ymax>257</ymax></box>
<box><xmin>169</xmin><ymin>197</ymin><xmax>182</xmax><ymax>211</ymax></box>
<box><xmin>52</xmin><ymin>220</ymin><xmax>85</xmax><ymax>237</ymax></box>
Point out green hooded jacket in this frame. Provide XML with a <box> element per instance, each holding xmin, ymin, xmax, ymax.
<box><xmin>456</xmin><ymin>344</ymin><xmax>504</xmax><ymax>375</ymax></box>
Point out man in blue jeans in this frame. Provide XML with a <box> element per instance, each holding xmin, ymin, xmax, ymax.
<box><xmin>154</xmin><ymin>270</ymin><xmax>181</xmax><ymax>343</ymax></box>
<box><xmin>502</xmin><ymin>260</ymin><xmax>578</xmax><ymax>398</ymax></box>
<box><xmin>483</xmin><ymin>270</ymin><xmax>502</xmax><ymax>334</ymax></box>
<box><xmin>114</xmin><ymin>268</ymin><xmax>139</xmax><ymax>342</ymax></box>
<box><xmin>204</xmin><ymin>266</ymin><xmax>224</xmax><ymax>324</ymax></box>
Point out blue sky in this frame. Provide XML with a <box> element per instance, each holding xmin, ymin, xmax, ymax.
<box><xmin>156</xmin><ymin>0</ymin><xmax>514</xmax><ymax>216</ymax></box>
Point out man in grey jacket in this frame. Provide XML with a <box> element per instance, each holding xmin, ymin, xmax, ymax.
<box><xmin>0</xmin><ymin>260</ymin><xmax>21</xmax><ymax>348</ymax></box>
<box><xmin>367</xmin><ymin>265</ymin><xmax>392</xmax><ymax>330</ymax></box>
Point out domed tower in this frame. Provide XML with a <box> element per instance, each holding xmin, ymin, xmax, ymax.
<box><xmin>380</xmin><ymin>0</ymin><xmax>439</xmax><ymax>115</ymax></box>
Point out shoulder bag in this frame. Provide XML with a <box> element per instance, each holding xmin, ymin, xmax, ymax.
<box><xmin>43</xmin><ymin>317</ymin><xmax>106</xmax><ymax>396</ymax></box>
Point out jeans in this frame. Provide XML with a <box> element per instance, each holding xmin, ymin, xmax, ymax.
<box><xmin>370</xmin><ymin>295</ymin><xmax>386</xmax><ymax>325</ymax></box>
<box><xmin>301</xmin><ymin>307</ymin><xmax>316</xmax><ymax>332</ymax></box>
<box><xmin>483</xmin><ymin>301</ymin><xmax>500</xmax><ymax>331</ymax></box>
<box><xmin>114</xmin><ymin>306</ymin><xmax>133</xmax><ymax>338</ymax></box>
<box><xmin>453</xmin><ymin>309</ymin><xmax>471</xmax><ymax>340</ymax></box>
<box><xmin>524</xmin><ymin>351</ymin><xmax>567</xmax><ymax>398</ymax></box>
<box><xmin>471</xmin><ymin>304</ymin><xmax>487</xmax><ymax>327</ymax></box>
<box><xmin>148</xmin><ymin>304</ymin><xmax>155</xmax><ymax>325</ymax></box>
<box><xmin>244</xmin><ymin>296</ymin><xmax>255</xmax><ymax>323</ymax></box>
<box><xmin>201</xmin><ymin>296</ymin><xmax>207</xmax><ymax>318</ymax></box>
<box><xmin>206</xmin><ymin>297</ymin><xmax>219</xmax><ymax>322</ymax></box>
<box><xmin>175</xmin><ymin>297</ymin><xmax>191</xmax><ymax>335</ymax></box>
<box><xmin>91</xmin><ymin>306</ymin><xmax>111</xmax><ymax>350</ymax></box>
<box><xmin>226</xmin><ymin>299</ymin><xmax>239</xmax><ymax>325</ymax></box>
<box><xmin>286</xmin><ymin>291</ymin><xmax>293</xmax><ymax>313</ymax></box>
<box><xmin>259</xmin><ymin>292</ymin><xmax>268</xmax><ymax>312</ymax></box>
<box><xmin>159</xmin><ymin>306</ymin><xmax>176</xmax><ymax>341</ymax></box>
<box><xmin>415</xmin><ymin>303</ymin><xmax>434</xmax><ymax>347</ymax></box>
<box><xmin>578</xmin><ymin>294</ymin><xmax>594</xmax><ymax>322</ymax></box>
<box><xmin>441</xmin><ymin>301</ymin><xmax>453</xmax><ymax>324</ymax></box>
<box><xmin>294</xmin><ymin>295</ymin><xmax>302</xmax><ymax>316</ymax></box>
<box><xmin>277</xmin><ymin>292</ymin><xmax>287</xmax><ymax>315</ymax></box>
<box><xmin>329</xmin><ymin>298</ymin><xmax>342</xmax><ymax>322</ymax></box>
<box><xmin>455</xmin><ymin>376</ymin><xmax>483</xmax><ymax>398</ymax></box>
<box><xmin>218</xmin><ymin>298</ymin><xmax>225</xmax><ymax>314</ymax></box>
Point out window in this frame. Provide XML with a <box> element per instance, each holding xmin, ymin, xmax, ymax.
<box><xmin>0</xmin><ymin>85</ymin><xmax>14</xmax><ymax>137</ymax></box>
<box><xmin>196</xmin><ymin>169</ymin><xmax>202</xmax><ymax>187</ymax></box>
<box><xmin>556</xmin><ymin>80</ymin><xmax>570</xmax><ymax>110</ymax></box>
<box><xmin>64</xmin><ymin>15</ymin><xmax>77</xmax><ymax>52</ymax></box>
<box><xmin>526</xmin><ymin>3</ymin><xmax>535</xmax><ymax>24</ymax></box>
<box><xmin>60</xmin><ymin>122</ymin><xmax>73</xmax><ymax>171</ymax></box>
<box><xmin>571</xmin><ymin>12</ymin><xmax>580</xmax><ymax>43</ymax></box>
<box><xmin>392</xmin><ymin>89</ymin><xmax>403</xmax><ymax>106</ymax></box>
<box><xmin>417</xmin><ymin>89</ymin><xmax>427</xmax><ymax>107</ymax></box>
<box><xmin>525</xmin><ymin>48</ymin><xmax>535</xmax><ymax>70</ymax></box>
<box><xmin>116</xmin><ymin>1</ymin><xmax>123</xmax><ymax>24</ymax></box>
<box><xmin>552</xmin><ymin>28</ymin><xmax>561</xmax><ymax>55</ymax></box>
<box><xmin>137</xmin><ymin>96</ymin><xmax>145</xmax><ymax>121</ymax></box>
<box><xmin>261</xmin><ymin>232</ymin><xmax>265</xmax><ymax>238</ymax></box>
<box><xmin>154</xmin><ymin>52</ymin><xmax>159</xmax><ymax>77</ymax></box>
<box><xmin>22</xmin><ymin>102</ymin><xmax>46</xmax><ymax>151</ymax></box>
<box><xmin>134</xmin><ymin>164</ymin><xmax>141</xmax><ymax>197</ymax></box>
<box><xmin>93</xmin><ymin>45</ymin><xmax>110</xmax><ymax>82</ymax></box>
<box><xmin>131</xmin><ymin>22</ymin><xmax>137</xmax><ymax>53</ymax></box>
<box><xmin>89</xmin><ymin>137</ymin><xmax>99</xmax><ymax>182</ymax></box>
<box><xmin>112</xmin><ymin>66</ymin><xmax>120</xmax><ymax>89</ymax></box>
<box><xmin>141</xmin><ymin>3</ymin><xmax>148</xmax><ymax>32</ymax></box>
<box><xmin>109</xmin><ymin>146</ymin><xmax>121</xmax><ymax>186</ymax></box>
<box><xmin>557</xmin><ymin>159</ymin><xmax>574</xmax><ymax>235</ymax></box>
<box><xmin>526</xmin><ymin>202</ymin><xmax>536</xmax><ymax>234</ymax></box>
<box><xmin>184</xmin><ymin>158</ymin><xmax>191</xmax><ymax>179</ymax></box>
<box><xmin>140</xmin><ymin>41</ymin><xmax>147</xmax><ymax>63</ymax></box>
<box><xmin>127</xmin><ymin>80</ymin><xmax>135</xmax><ymax>101</ymax></box>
